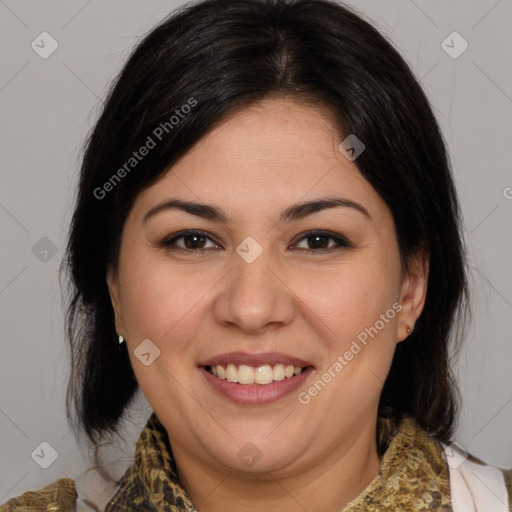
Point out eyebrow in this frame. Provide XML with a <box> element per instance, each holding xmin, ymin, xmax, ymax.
<box><xmin>142</xmin><ymin>196</ymin><xmax>372</xmax><ymax>225</ymax></box>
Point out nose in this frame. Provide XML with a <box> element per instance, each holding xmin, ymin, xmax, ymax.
<box><xmin>212</xmin><ymin>245</ymin><xmax>296</xmax><ymax>334</ymax></box>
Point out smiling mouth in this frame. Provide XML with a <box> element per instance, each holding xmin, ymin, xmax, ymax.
<box><xmin>204</xmin><ymin>363</ymin><xmax>311</xmax><ymax>385</ymax></box>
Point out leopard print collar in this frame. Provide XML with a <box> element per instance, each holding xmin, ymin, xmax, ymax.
<box><xmin>105</xmin><ymin>412</ymin><xmax>452</xmax><ymax>511</ymax></box>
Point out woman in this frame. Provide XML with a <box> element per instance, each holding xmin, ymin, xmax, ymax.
<box><xmin>2</xmin><ymin>0</ymin><xmax>510</xmax><ymax>510</ymax></box>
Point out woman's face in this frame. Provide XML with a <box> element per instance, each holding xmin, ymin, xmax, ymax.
<box><xmin>107</xmin><ymin>97</ymin><xmax>428</xmax><ymax>478</ymax></box>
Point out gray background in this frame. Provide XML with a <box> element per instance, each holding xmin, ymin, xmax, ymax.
<box><xmin>1</xmin><ymin>0</ymin><xmax>511</xmax><ymax>503</ymax></box>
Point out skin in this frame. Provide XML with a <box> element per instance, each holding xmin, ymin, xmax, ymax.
<box><xmin>107</xmin><ymin>96</ymin><xmax>429</xmax><ymax>511</ymax></box>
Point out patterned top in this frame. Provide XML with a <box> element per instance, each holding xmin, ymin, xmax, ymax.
<box><xmin>1</xmin><ymin>412</ymin><xmax>511</xmax><ymax>511</ymax></box>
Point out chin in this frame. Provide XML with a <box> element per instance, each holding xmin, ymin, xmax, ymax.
<box><xmin>208</xmin><ymin>434</ymin><xmax>307</xmax><ymax>477</ymax></box>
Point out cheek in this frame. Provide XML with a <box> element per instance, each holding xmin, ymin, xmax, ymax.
<box><xmin>300</xmin><ymin>264</ymin><xmax>400</xmax><ymax>410</ymax></box>
<box><xmin>118</xmin><ymin>253</ymin><xmax>215</xmax><ymax>344</ymax></box>
<box><xmin>303</xmin><ymin>256</ymin><xmax>400</xmax><ymax>339</ymax></box>
<box><xmin>117</xmin><ymin>257</ymin><xmax>209</xmax><ymax>402</ymax></box>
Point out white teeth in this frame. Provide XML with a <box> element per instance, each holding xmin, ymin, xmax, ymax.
<box><xmin>226</xmin><ymin>363</ymin><xmax>238</xmax><ymax>383</ymax></box>
<box><xmin>273</xmin><ymin>363</ymin><xmax>285</xmax><ymax>381</ymax></box>
<box><xmin>208</xmin><ymin>363</ymin><xmax>305</xmax><ymax>385</ymax></box>
<box><xmin>285</xmin><ymin>365</ymin><xmax>294</xmax><ymax>378</ymax></box>
<box><xmin>254</xmin><ymin>365</ymin><xmax>274</xmax><ymax>385</ymax></box>
<box><xmin>238</xmin><ymin>364</ymin><xmax>255</xmax><ymax>385</ymax></box>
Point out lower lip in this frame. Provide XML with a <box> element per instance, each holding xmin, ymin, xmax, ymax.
<box><xmin>199</xmin><ymin>366</ymin><xmax>314</xmax><ymax>405</ymax></box>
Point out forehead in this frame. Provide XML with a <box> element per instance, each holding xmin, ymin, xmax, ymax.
<box><xmin>129</xmin><ymin>97</ymin><xmax>389</xmax><ymax>226</ymax></box>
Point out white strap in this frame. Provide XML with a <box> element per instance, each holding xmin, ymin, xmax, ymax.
<box><xmin>442</xmin><ymin>442</ymin><xmax>509</xmax><ymax>512</ymax></box>
<box><xmin>75</xmin><ymin>467</ymin><xmax>121</xmax><ymax>512</ymax></box>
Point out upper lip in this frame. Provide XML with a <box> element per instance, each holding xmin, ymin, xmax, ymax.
<box><xmin>198</xmin><ymin>351</ymin><xmax>314</xmax><ymax>368</ymax></box>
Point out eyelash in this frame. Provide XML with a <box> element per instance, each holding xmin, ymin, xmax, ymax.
<box><xmin>158</xmin><ymin>229</ymin><xmax>352</xmax><ymax>254</ymax></box>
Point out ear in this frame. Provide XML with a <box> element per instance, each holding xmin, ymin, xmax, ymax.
<box><xmin>397</xmin><ymin>247</ymin><xmax>429</xmax><ymax>343</ymax></box>
<box><xmin>106</xmin><ymin>265</ymin><xmax>125</xmax><ymax>337</ymax></box>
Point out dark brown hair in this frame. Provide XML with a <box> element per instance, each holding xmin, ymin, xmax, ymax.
<box><xmin>61</xmin><ymin>0</ymin><xmax>470</xmax><ymax>480</ymax></box>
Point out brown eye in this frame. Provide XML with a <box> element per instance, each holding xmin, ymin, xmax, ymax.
<box><xmin>181</xmin><ymin>233</ymin><xmax>208</xmax><ymax>249</ymax></box>
<box><xmin>294</xmin><ymin>231</ymin><xmax>351</xmax><ymax>252</ymax></box>
<box><xmin>160</xmin><ymin>230</ymin><xmax>220</xmax><ymax>251</ymax></box>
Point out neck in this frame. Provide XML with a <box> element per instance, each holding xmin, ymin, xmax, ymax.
<box><xmin>172</xmin><ymin>418</ymin><xmax>382</xmax><ymax>512</ymax></box>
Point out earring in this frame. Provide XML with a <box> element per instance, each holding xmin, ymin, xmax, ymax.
<box><xmin>118</xmin><ymin>335</ymin><xmax>124</xmax><ymax>345</ymax></box>
<box><xmin>406</xmin><ymin>325</ymin><xmax>414</xmax><ymax>335</ymax></box>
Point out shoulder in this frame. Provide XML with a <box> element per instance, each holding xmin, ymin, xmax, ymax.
<box><xmin>0</xmin><ymin>478</ymin><xmax>77</xmax><ymax>512</ymax></box>
<box><xmin>503</xmin><ymin>466</ymin><xmax>512</xmax><ymax>507</ymax></box>
<box><xmin>441</xmin><ymin>442</ymin><xmax>512</xmax><ymax>511</ymax></box>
